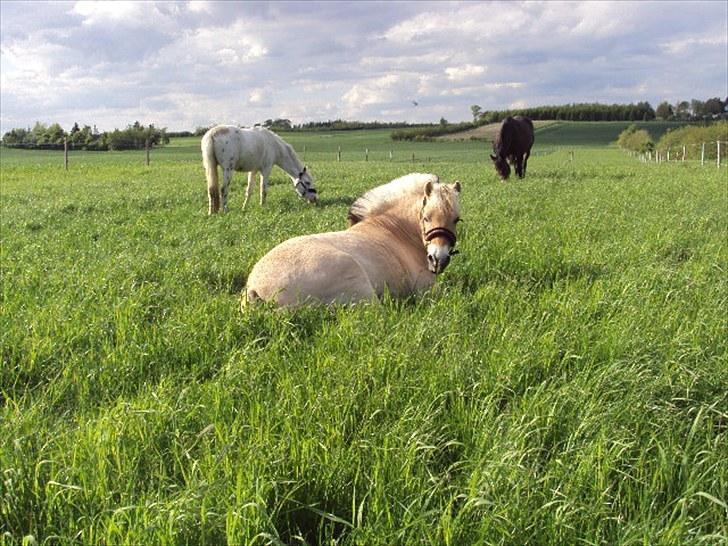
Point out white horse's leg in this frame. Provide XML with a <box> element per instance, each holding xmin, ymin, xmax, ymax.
<box><xmin>243</xmin><ymin>171</ymin><xmax>255</xmax><ymax>210</ymax></box>
<box><xmin>260</xmin><ymin>170</ymin><xmax>270</xmax><ymax>206</ymax></box>
<box><xmin>220</xmin><ymin>168</ymin><xmax>234</xmax><ymax>212</ymax></box>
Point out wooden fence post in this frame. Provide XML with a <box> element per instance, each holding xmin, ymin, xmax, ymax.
<box><xmin>718</xmin><ymin>141</ymin><xmax>722</xmax><ymax>168</ymax></box>
<box><xmin>145</xmin><ymin>138</ymin><xmax>150</xmax><ymax>166</ymax></box>
<box><xmin>365</xmin><ymin>148</ymin><xmax>368</xmax><ymax>162</ymax></box>
<box><xmin>411</xmin><ymin>152</ymin><xmax>415</xmax><ymax>164</ymax></box>
<box><xmin>701</xmin><ymin>142</ymin><xmax>705</xmax><ymax>166</ymax></box>
<box><xmin>681</xmin><ymin>145</ymin><xmax>686</xmax><ymax>162</ymax></box>
<box><xmin>337</xmin><ymin>145</ymin><xmax>341</xmax><ymax>162</ymax></box>
<box><xmin>64</xmin><ymin>137</ymin><xmax>68</xmax><ymax>171</ymax></box>
<box><xmin>303</xmin><ymin>144</ymin><xmax>306</xmax><ymax>162</ymax></box>
<box><xmin>389</xmin><ymin>150</ymin><xmax>393</xmax><ymax>161</ymax></box>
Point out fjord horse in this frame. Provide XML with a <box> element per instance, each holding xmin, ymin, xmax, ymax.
<box><xmin>490</xmin><ymin>116</ymin><xmax>534</xmax><ymax>180</ymax></box>
<box><xmin>201</xmin><ymin>125</ymin><xmax>317</xmax><ymax>214</ymax></box>
<box><xmin>243</xmin><ymin>173</ymin><xmax>462</xmax><ymax>307</ymax></box>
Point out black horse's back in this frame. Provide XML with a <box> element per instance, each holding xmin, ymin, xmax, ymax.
<box><xmin>490</xmin><ymin>116</ymin><xmax>535</xmax><ymax>180</ymax></box>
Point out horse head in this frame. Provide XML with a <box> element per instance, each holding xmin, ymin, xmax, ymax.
<box><xmin>293</xmin><ymin>166</ymin><xmax>318</xmax><ymax>204</ymax></box>
<box><xmin>420</xmin><ymin>180</ymin><xmax>462</xmax><ymax>274</ymax></box>
<box><xmin>490</xmin><ymin>153</ymin><xmax>511</xmax><ymax>180</ymax></box>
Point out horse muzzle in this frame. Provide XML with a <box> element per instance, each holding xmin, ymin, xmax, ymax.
<box><xmin>427</xmin><ymin>248</ymin><xmax>451</xmax><ymax>274</ymax></box>
<box><xmin>424</xmin><ymin>226</ymin><xmax>458</xmax><ymax>274</ymax></box>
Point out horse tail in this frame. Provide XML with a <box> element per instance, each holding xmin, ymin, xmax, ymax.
<box><xmin>201</xmin><ymin>131</ymin><xmax>220</xmax><ymax>214</ymax></box>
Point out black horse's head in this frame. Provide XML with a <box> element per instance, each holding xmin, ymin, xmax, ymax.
<box><xmin>490</xmin><ymin>153</ymin><xmax>511</xmax><ymax>180</ymax></box>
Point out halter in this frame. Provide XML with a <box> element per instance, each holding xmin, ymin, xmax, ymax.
<box><xmin>295</xmin><ymin>172</ymin><xmax>316</xmax><ymax>195</ymax></box>
<box><xmin>423</xmin><ymin>226</ymin><xmax>459</xmax><ymax>255</ymax></box>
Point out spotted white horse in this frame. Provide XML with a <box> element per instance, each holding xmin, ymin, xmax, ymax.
<box><xmin>201</xmin><ymin>125</ymin><xmax>317</xmax><ymax>214</ymax></box>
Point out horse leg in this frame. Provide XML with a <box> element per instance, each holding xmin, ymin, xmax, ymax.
<box><xmin>260</xmin><ymin>171</ymin><xmax>270</xmax><ymax>206</ymax></box>
<box><xmin>242</xmin><ymin>171</ymin><xmax>255</xmax><ymax>210</ymax></box>
<box><xmin>221</xmin><ymin>168</ymin><xmax>233</xmax><ymax>212</ymax></box>
<box><xmin>522</xmin><ymin>151</ymin><xmax>530</xmax><ymax>177</ymax></box>
<box><xmin>206</xmin><ymin>163</ymin><xmax>220</xmax><ymax>214</ymax></box>
<box><xmin>515</xmin><ymin>155</ymin><xmax>524</xmax><ymax>178</ymax></box>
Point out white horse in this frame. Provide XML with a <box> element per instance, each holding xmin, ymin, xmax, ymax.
<box><xmin>243</xmin><ymin>173</ymin><xmax>462</xmax><ymax>307</ymax></box>
<box><xmin>201</xmin><ymin>125</ymin><xmax>317</xmax><ymax>214</ymax></box>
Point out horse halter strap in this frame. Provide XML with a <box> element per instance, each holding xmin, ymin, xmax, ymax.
<box><xmin>423</xmin><ymin>226</ymin><xmax>457</xmax><ymax>251</ymax></box>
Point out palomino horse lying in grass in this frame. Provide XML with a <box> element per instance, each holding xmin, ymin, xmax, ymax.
<box><xmin>243</xmin><ymin>173</ymin><xmax>462</xmax><ymax>307</ymax></box>
<box><xmin>201</xmin><ymin>125</ymin><xmax>317</xmax><ymax>214</ymax></box>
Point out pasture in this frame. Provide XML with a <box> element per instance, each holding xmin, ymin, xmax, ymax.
<box><xmin>1</xmin><ymin>125</ymin><xmax>727</xmax><ymax>545</ymax></box>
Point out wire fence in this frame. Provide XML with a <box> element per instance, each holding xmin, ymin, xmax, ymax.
<box><xmin>632</xmin><ymin>141</ymin><xmax>728</xmax><ymax>166</ymax></box>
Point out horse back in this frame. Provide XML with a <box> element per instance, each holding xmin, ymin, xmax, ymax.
<box><xmin>208</xmin><ymin>125</ymin><xmax>276</xmax><ymax>172</ymax></box>
<box><xmin>494</xmin><ymin>116</ymin><xmax>534</xmax><ymax>156</ymax></box>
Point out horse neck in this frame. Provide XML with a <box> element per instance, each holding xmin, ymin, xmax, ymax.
<box><xmin>364</xmin><ymin>204</ymin><xmax>424</xmax><ymax>254</ymax></box>
<box><xmin>272</xmin><ymin>138</ymin><xmax>302</xmax><ymax>178</ymax></box>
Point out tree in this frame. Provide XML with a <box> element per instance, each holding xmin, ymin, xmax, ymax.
<box><xmin>655</xmin><ymin>101</ymin><xmax>674</xmax><ymax>120</ymax></box>
<box><xmin>470</xmin><ymin>105</ymin><xmax>482</xmax><ymax>122</ymax></box>
<box><xmin>704</xmin><ymin>97</ymin><xmax>725</xmax><ymax>116</ymax></box>
<box><xmin>675</xmin><ymin>101</ymin><xmax>690</xmax><ymax>120</ymax></box>
<box><xmin>439</xmin><ymin>117</ymin><xmax>448</xmax><ymax>126</ymax></box>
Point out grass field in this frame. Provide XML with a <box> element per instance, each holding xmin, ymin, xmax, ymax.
<box><xmin>1</xmin><ymin>124</ymin><xmax>727</xmax><ymax>545</ymax></box>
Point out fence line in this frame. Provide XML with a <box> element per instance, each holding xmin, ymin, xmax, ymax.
<box><xmin>637</xmin><ymin>140</ymin><xmax>728</xmax><ymax>166</ymax></box>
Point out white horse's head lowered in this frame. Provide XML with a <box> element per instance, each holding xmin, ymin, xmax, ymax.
<box><xmin>420</xmin><ymin>180</ymin><xmax>462</xmax><ymax>274</ymax></box>
<box><xmin>292</xmin><ymin>166</ymin><xmax>318</xmax><ymax>204</ymax></box>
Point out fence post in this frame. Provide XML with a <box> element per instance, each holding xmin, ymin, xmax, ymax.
<box><xmin>667</xmin><ymin>149</ymin><xmax>670</xmax><ymax>162</ymax></box>
<box><xmin>64</xmin><ymin>137</ymin><xmax>68</xmax><ymax>170</ymax></box>
<box><xmin>145</xmin><ymin>138</ymin><xmax>150</xmax><ymax>166</ymax></box>
<box><xmin>701</xmin><ymin>142</ymin><xmax>705</xmax><ymax>166</ymax></box>
<box><xmin>718</xmin><ymin>141</ymin><xmax>721</xmax><ymax>168</ymax></box>
<box><xmin>365</xmin><ymin>148</ymin><xmax>368</xmax><ymax>162</ymax></box>
<box><xmin>411</xmin><ymin>152</ymin><xmax>415</xmax><ymax>164</ymax></box>
<box><xmin>337</xmin><ymin>145</ymin><xmax>341</xmax><ymax>162</ymax></box>
<box><xmin>389</xmin><ymin>150</ymin><xmax>393</xmax><ymax>161</ymax></box>
<box><xmin>682</xmin><ymin>145</ymin><xmax>686</xmax><ymax>162</ymax></box>
<box><xmin>303</xmin><ymin>144</ymin><xmax>306</xmax><ymax>162</ymax></box>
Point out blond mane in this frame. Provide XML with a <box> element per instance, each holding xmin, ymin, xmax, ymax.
<box><xmin>347</xmin><ymin>173</ymin><xmax>439</xmax><ymax>225</ymax></box>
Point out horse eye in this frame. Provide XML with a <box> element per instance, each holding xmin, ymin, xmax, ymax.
<box><xmin>454</xmin><ymin>217</ymin><xmax>461</xmax><ymax>224</ymax></box>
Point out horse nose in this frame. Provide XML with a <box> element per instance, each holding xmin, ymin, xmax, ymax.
<box><xmin>427</xmin><ymin>253</ymin><xmax>450</xmax><ymax>273</ymax></box>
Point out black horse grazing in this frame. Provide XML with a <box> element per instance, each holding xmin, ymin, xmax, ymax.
<box><xmin>490</xmin><ymin>116</ymin><xmax>534</xmax><ymax>180</ymax></box>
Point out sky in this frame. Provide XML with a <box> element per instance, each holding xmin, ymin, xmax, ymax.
<box><xmin>1</xmin><ymin>0</ymin><xmax>726</xmax><ymax>133</ymax></box>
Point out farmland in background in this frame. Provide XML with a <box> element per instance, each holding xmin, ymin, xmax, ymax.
<box><xmin>1</xmin><ymin>124</ymin><xmax>726</xmax><ymax>545</ymax></box>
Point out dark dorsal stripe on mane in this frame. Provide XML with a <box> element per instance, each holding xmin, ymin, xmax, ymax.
<box><xmin>347</xmin><ymin>173</ymin><xmax>439</xmax><ymax>226</ymax></box>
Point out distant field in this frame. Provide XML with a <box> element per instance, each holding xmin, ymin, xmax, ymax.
<box><xmin>438</xmin><ymin>120</ymin><xmax>559</xmax><ymax>142</ymax></box>
<box><xmin>0</xmin><ymin>122</ymin><xmax>699</xmax><ymax>169</ymax></box>
<box><xmin>441</xmin><ymin>120</ymin><xmax>699</xmax><ymax>147</ymax></box>
<box><xmin>1</xmin><ymin>129</ymin><xmax>727</xmax><ymax>545</ymax></box>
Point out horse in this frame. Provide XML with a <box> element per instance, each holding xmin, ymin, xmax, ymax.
<box><xmin>242</xmin><ymin>173</ymin><xmax>462</xmax><ymax>308</ymax></box>
<box><xmin>490</xmin><ymin>116</ymin><xmax>534</xmax><ymax>180</ymax></box>
<box><xmin>201</xmin><ymin>125</ymin><xmax>317</xmax><ymax>214</ymax></box>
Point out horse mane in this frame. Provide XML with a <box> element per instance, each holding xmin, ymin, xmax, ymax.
<box><xmin>252</xmin><ymin>126</ymin><xmax>302</xmax><ymax>170</ymax></box>
<box><xmin>347</xmin><ymin>173</ymin><xmax>439</xmax><ymax>226</ymax></box>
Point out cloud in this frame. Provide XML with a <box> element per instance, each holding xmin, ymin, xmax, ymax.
<box><xmin>1</xmin><ymin>0</ymin><xmax>726</xmax><ymax>133</ymax></box>
<box><xmin>445</xmin><ymin>64</ymin><xmax>486</xmax><ymax>82</ymax></box>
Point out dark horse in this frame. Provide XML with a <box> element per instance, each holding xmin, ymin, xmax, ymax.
<box><xmin>490</xmin><ymin>116</ymin><xmax>534</xmax><ymax>180</ymax></box>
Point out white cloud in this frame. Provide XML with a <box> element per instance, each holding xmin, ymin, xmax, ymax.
<box><xmin>1</xmin><ymin>0</ymin><xmax>726</xmax><ymax>132</ymax></box>
<box><xmin>445</xmin><ymin>64</ymin><xmax>486</xmax><ymax>82</ymax></box>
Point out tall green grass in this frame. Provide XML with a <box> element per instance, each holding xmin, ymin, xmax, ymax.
<box><xmin>1</xmin><ymin>133</ymin><xmax>726</xmax><ymax>545</ymax></box>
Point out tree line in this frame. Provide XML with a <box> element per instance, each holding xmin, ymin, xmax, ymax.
<box><xmin>474</xmin><ymin>101</ymin><xmax>659</xmax><ymax>123</ymax></box>
<box><xmin>472</xmin><ymin>97</ymin><xmax>726</xmax><ymax>124</ymax></box>
<box><xmin>2</xmin><ymin>121</ymin><xmax>169</xmax><ymax>151</ymax></box>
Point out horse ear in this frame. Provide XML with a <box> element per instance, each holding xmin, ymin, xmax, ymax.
<box><xmin>489</xmin><ymin>154</ymin><xmax>497</xmax><ymax>161</ymax></box>
<box><xmin>452</xmin><ymin>181</ymin><xmax>461</xmax><ymax>193</ymax></box>
<box><xmin>303</xmin><ymin>166</ymin><xmax>307</xmax><ymax>173</ymax></box>
<box><xmin>424</xmin><ymin>180</ymin><xmax>433</xmax><ymax>198</ymax></box>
